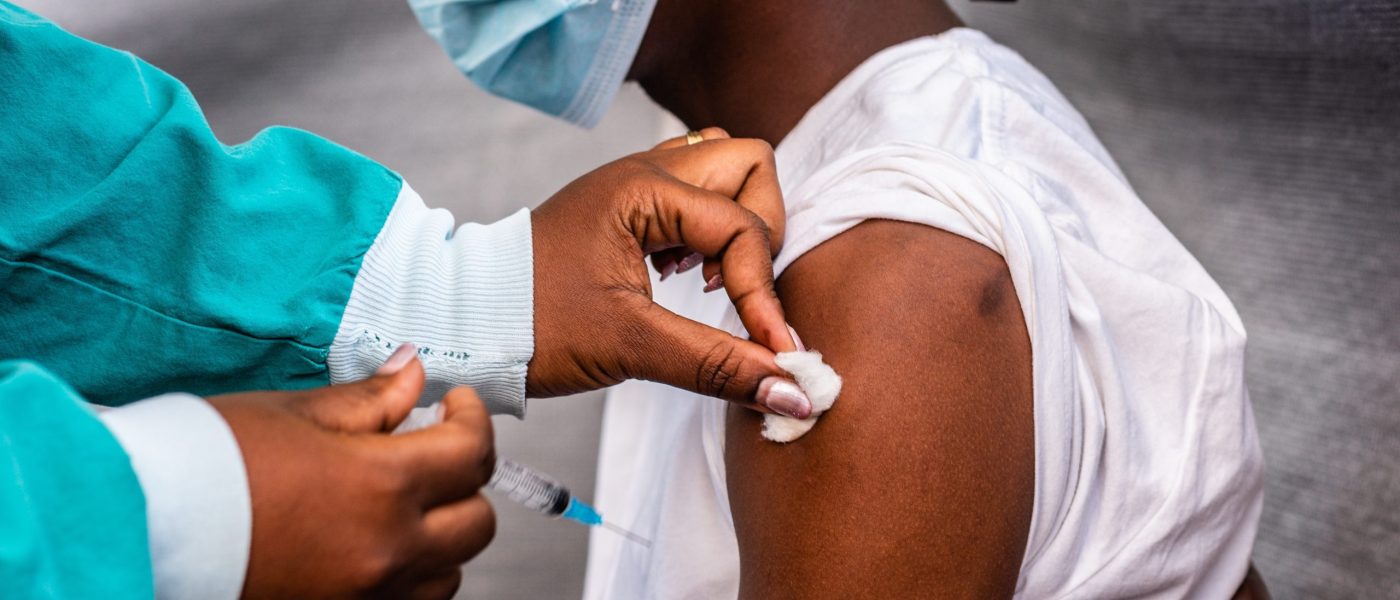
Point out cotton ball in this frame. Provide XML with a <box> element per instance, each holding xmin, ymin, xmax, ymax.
<box><xmin>762</xmin><ymin>351</ymin><xmax>842</xmax><ymax>443</ymax></box>
<box><xmin>774</xmin><ymin>351</ymin><xmax>841</xmax><ymax>412</ymax></box>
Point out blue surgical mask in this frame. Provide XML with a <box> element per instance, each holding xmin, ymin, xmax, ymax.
<box><xmin>409</xmin><ymin>0</ymin><xmax>657</xmax><ymax>128</ymax></box>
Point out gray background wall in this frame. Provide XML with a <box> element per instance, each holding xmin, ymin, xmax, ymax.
<box><xmin>27</xmin><ymin>0</ymin><xmax>1398</xmax><ymax>598</ymax></box>
<box><xmin>950</xmin><ymin>1</ymin><xmax>1400</xmax><ymax>597</ymax></box>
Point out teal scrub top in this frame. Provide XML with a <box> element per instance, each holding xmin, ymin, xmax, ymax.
<box><xmin>0</xmin><ymin>2</ymin><xmax>403</xmax><ymax>405</ymax></box>
<box><xmin>2</xmin><ymin>4</ymin><xmax>409</xmax><ymax>593</ymax></box>
<box><xmin>0</xmin><ymin>360</ymin><xmax>152</xmax><ymax>599</ymax></box>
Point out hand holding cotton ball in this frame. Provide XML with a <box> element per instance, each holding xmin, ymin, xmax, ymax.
<box><xmin>762</xmin><ymin>351</ymin><xmax>842</xmax><ymax>442</ymax></box>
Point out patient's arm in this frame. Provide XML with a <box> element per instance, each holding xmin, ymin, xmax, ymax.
<box><xmin>726</xmin><ymin>219</ymin><xmax>1035</xmax><ymax>599</ymax></box>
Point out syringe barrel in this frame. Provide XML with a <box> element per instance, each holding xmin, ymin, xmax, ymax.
<box><xmin>487</xmin><ymin>457</ymin><xmax>571</xmax><ymax>517</ymax></box>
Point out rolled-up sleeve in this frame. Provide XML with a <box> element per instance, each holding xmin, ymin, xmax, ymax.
<box><xmin>328</xmin><ymin>184</ymin><xmax>535</xmax><ymax>417</ymax></box>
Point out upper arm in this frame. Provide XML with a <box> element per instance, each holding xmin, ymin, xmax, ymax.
<box><xmin>725</xmin><ymin>219</ymin><xmax>1035</xmax><ymax>599</ymax></box>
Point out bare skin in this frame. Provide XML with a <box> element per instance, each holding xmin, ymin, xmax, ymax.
<box><xmin>629</xmin><ymin>0</ymin><xmax>962</xmax><ymax>145</ymax></box>
<box><xmin>728</xmin><ymin>221</ymin><xmax>1035</xmax><ymax>598</ymax></box>
<box><xmin>631</xmin><ymin>2</ymin><xmax>1035</xmax><ymax>597</ymax></box>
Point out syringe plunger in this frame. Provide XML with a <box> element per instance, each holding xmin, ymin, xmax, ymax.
<box><xmin>488</xmin><ymin>457</ymin><xmax>601</xmax><ymax>526</ymax></box>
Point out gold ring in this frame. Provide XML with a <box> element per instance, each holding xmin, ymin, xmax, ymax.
<box><xmin>685</xmin><ymin>130</ymin><xmax>705</xmax><ymax>145</ymax></box>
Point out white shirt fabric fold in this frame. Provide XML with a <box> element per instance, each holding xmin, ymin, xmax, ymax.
<box><xmin>99</xmin><ymin>394</ymin><xmax>251</xmax><ymax>600</ymax></box>
<box><xmin>586</xmin><ymin>29</ymin><xmax>1264</xmax><ymax>599</ymax></box>
<box><xmin>329</xmin><ymin>183</ymin><xmax>535</xmax><ymax>417</ymax></box>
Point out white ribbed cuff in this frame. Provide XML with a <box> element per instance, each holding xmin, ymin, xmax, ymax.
<box><xmin>329</xmin><ymin>183</ymin><xmax>535</xmax><ymax>417</ymax></box>
<box><xmin>98</xmin><ymin>394</ymin><xmax>251</xmax><ymax>600</ymax></box>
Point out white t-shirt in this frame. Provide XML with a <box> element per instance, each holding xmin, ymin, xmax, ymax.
<box><xmin>585</xmin><ymin>29</ymin><xmax>1263</xmax><ymax>599</ymax></box>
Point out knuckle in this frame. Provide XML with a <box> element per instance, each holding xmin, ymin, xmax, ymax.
<box><xmin>286</xmin><ymin>391</ymin><xmax>320</xmax><ymax>420</ymax></box>
<box><xmin>478</xmin><ymin>417</ymin><xmax>496</xmax><ymax>458</ymax></box>
<box><xmin>743</xmin><ymin>137</ymin><xmax>775</xmax><ymax>157</ymax></box>
<box><xmin>351</xmin><ymin>544</ymin><xmax>403</xmax><ymax>591</ymax></box>
<box><xmin>601</xmin><ymin>157</ymin><xmax>652</xmax><ymax>193</ymax></box>
<box><xmin>754</xmin><ymin>217</ymin><xmax>773</xmax><ymax>238</ymax></box>
<box><xmin>446</xmin><ymin>388</ymin><xmax>490</xmax><ymax>424</ymax></box>
<box><xmin>618</xmin><ymin>174</ymin><xmax>665</xmax><ymax>214</ymax></box>
<box><xmin>464</xmin><ymin>435</ymin><xmax>494</xmax><ymax>481</ymax></box>
<box><xmin>740</xmin><ymin>207</ymin><xmax>766</xmax><ymax>228</ymax></box>
<box><xmin>615</xmin><ymin>152</ymin><xmax>648</xmax><ymax>167</ymax></box>
<box><xmin>741</xmin><ymin>215</ymin><xmax>772</xmax><ymax>241</ymax></box>
<box><xmin>477</xmin><ymin>499</ymin><xmax>498</xmax><ymax>547</ymax></box>
<box><xmin>368</xmin><ymin>458</ymin><xmax>412</xmax><ymax>498</ymax></box>
<box><xmin>479</xmin><ymin>445</ymin><xmax>498</xmax><ymax>484</ymax></box>
<box><xmin>615</xmin><ymin>154</ymin><xmax>646</xmax><ymax>170</ymax></box>
<box><xmin>696</xmin><ymin>341</ymin><xmax>742</xmax><ymax>399</ymax></box>
<box><xmin>435</xmin><ymin>424</ymin><xmax>493</xmax><ymax>481</ymax></box>
<box><xmin>444</xmin><ymin>385</ymin><xmax>481</xmax><ymax>405</ymax></box>
<box><xmin>364</xmin><ymin>373</ymin><xmax>390</xmax><ymax>394</ymax></box>
<box><xmin>729</xmin><ymin>286</ymin><xmax>764</xmax><ymax>314</ymax></box>
<box><xmin>432</xmin><ymin>571</ymin><xmax>464</xmax><ymax>600</ymax></box>
<box><xmin>701</xmin><ymin>126</ymin><xmax>730</xmax><ymax>139</ymax></box>
<box><xmin>439</xmin><ymin>432</ymin><xmax>476</xmax><ymax>465</ymax></box>
<box><xmin>614</xmin><ymin>155</ymin><xmax>659</xmax><ymax>180</ymax></box>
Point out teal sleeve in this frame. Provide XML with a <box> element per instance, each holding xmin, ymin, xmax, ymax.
<box><xmin>0</xmin><ymin>3</ymin><xmax>402</xmax><ymax>405</ymax></box>
<box><xmin>0</xmin><ymin>360</ymin><xmax>153</xmax><ymax>599</ymax></box>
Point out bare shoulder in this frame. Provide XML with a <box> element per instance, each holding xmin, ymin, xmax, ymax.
<box><xmin>725</xmin><ymin>219</ymin><xmax>1035</xmax><ymax>599</ymax></box>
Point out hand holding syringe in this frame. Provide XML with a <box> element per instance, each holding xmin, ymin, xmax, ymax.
<box><xmin>397</xmin><ymin>406</ymin><xmax>651</xmax><ymax>547</ymax></box>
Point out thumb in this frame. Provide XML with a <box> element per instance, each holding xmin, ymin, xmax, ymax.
<box><xmin>301</xmin><ymin>343</ymin><xmax>425</xmax><ymax>433</ymax></box>
<box><xmin>637</xmin><ymin>305</ymin><xmax>813</xmax><ymax>419</ymax></box>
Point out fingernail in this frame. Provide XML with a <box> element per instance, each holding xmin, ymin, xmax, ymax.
<box><xmin>786</xmin><ymin>324</ymin><xmax>806</xmax><ymax>352</ymax></box>
<box><xmin>702</xmin><ymin>273</ymin><xmax>724</xmax><ymax>293</ymax></box>
<box><xmin>676</xmin><ymin>252</ymin><xmax>704</xmax><ymax>274</ymax></box>
<box><xmin>375</xmin><ymin>343</ymin><xmax>417</xmax><ymax>375</ymax></box>
<box><xmin>659</xmin><ymin>259</ymin><xmax>678</xmax><ymax>282</ymax></box>
<box><xmin>758</xmin><ymin>376</ymin><xmax>812</xmax><ymax>419</ymax></box>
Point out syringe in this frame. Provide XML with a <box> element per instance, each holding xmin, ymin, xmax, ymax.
<box><xmin>394</xmin><ymin>406</ymin><xmax>648</xmax><ymax>546</ymax></box>
<box><xmin>488</xmin><ymin>457</ymin><xmax>651</xmax><ymax>548</ymax></box>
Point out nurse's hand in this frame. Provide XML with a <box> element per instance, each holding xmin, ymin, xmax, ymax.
<box><xmin>530</xmin><ymin>129</ymin><xmax>811</xmax><ymax>417</ymax></box>
<box><xmin>210</xmin><ymin>347</ymin><xmax>493</xmax><ymax>600</ymax></box>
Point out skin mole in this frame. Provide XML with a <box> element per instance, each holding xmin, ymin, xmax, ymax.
<box><xmin>977</xmin><ymin>264</ymin><xmax>1014</xmax><ymax>318</ymax></box>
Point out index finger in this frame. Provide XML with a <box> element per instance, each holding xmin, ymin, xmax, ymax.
<box><xmin>640</xmin><ymin>179</ymin><xmax>797</xmax><ymax>354</ymax></box>
<box><xmin>716</xmin><ymin>213</ymin><xmax>797</xmax><ymax>353</ymax></box>
<box><xmin>390</xmin><ymin>386</ymin><xmax>496</xmax><ymax>508</ymax></box>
